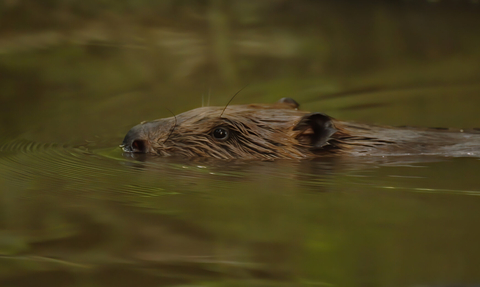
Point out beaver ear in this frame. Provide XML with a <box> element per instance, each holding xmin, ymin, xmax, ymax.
<box><xmin>294</xmin><ymin>113</ymin><xmax>337</xmax><ymax>149</ymax></box>
<box><xmin>277</xmin><ymin>97</ymin><xmax>299</xmax><ymax>109</ymax></box>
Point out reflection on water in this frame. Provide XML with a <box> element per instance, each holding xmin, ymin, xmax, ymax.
<box><xmin>1</xmin><ymin>138</ymin><xmax>480</xmax><ymax>287</ymax></box>
<box><xmin>1</xmin><ymin>1</ymin><xmax>480</xmax><ymax>286</ymax></box>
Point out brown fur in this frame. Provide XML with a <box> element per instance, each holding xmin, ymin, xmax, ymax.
<box><xmin>121</xmin><ymin>99</ymin><xmax>480</xmax><ymax>159</ymax></box>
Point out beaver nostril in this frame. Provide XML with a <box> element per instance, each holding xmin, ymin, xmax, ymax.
<box><xmin>131</xmin><ymin>139</ymin><xmax>149</xmax><ymax>153</ymax></box>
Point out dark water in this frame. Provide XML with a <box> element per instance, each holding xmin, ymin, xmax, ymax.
<box><xmin>1</xmin><ymin>1</ymin><xmax>480</xmax><ymax>287</ymax></box>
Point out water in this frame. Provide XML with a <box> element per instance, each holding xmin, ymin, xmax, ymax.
<box><xmin>1</xmin><ymin>1</ymin><xmax>480</xmax><ymax>286</ymax></box>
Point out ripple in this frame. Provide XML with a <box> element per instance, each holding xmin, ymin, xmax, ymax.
<box><xmin>3</xmin><ymin>138</ymin><xmax>477</xmax><ymax>201</ymax></box>
<box><xmin>0</xmin><ymin>139</ymin><xmax>153</xmax><ymax>195</ymax></box>
<box><xmin>0</xmin><ymin>139</ymin><xmax>55</xmax><ymax>153</ymax></box>
<box><xmin>0</xmin><ymin>138</ymin><xmax>249</xmax><ymax>199</ymax></box>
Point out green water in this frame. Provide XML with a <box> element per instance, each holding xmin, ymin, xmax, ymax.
<box><xmin>1</xmin><ymin>1</ymin><xmax>480</xmax><ymax>286</ymax></box>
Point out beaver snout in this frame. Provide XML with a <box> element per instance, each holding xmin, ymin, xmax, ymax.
<box><xmin>121</xmin><ymin>138</ymin><xmax>150</xmax><ymax>153</ymax></box>
<box><xmin>121</xmin><ymin>123</ymin><xmax>153</xmax><ymax>153</ymax></box>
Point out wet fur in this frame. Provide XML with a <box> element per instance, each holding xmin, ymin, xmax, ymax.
<box><xmin>122</xmin><ymin>100</ymin><xmax>480</xmax><ymax>159</ymax></box>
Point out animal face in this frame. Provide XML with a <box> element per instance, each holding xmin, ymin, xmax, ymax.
<box><xmin>121</xmin><ymin>99</ymin><xmax>338</xmax><ymax>160</ymax></box>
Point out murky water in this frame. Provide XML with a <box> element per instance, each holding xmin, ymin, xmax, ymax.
<box><xmin>1</xmin><ymin>1</ymin><xmax>480</xmax><ymax>287</ymax></box>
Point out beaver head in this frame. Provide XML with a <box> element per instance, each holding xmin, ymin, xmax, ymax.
<box><xmin>121</xmin><ymin>98</ymin><xmax>339</xmax><ymax>160</ymax></box>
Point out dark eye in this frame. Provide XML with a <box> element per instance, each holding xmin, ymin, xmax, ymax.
<box><xmin>212</xmin><ymin>127</ymin><xmax>230</xmax><ymax>140</ymax></box>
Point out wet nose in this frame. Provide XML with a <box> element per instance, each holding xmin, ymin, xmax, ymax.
<box><xmin>121</xmin><ymin>124</ymin><xmax>151</xmax><ymax>153</ymax></box>
<box><xmin>120</xmin><ymin>138</ymin><xmax>150</xmax><ymax>153</ymax></box>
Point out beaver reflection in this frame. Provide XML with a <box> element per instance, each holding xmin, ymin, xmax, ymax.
<box><xmin>121</xmin><ymin>98</ymin><xmax>480</xmax><ymax>159</ymax></box>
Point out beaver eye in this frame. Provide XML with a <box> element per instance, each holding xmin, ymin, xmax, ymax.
<box><xmin>212</xmin><ymin>127</ymin><xmax>230</xmax><ymax>141</ymax></box>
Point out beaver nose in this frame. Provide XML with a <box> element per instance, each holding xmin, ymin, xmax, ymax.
<box><xmin>121</xmin><ymin>124</ymin><xmax>151</xmax><ymax>153</ymax></box>
<box><xmin>120</xmin><ymin>138</ymin><xmax>150</xmax><ymax>153</ymax></box>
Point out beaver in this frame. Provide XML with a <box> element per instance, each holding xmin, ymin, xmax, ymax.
<box><xmin>121</xmin><ymin>98</ymin><xmax>480</xmax><ymax>160</ymax></box>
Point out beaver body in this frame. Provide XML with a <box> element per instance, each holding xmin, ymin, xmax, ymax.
<box><xmin>121</xmin><ymin>98</ymin><xmax>480</xmax><ymax>160</ymax></box>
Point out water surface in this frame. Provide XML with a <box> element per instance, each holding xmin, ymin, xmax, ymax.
<box><xmin>1</xmin><ymin>1</ymin><xmax>480</xmax><ymax>286</ymax></box>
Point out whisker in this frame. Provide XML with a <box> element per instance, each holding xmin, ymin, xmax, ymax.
<box><xmin>220</xmin><ymin>84</ymin><xmax>249</xmax><ymax>118</ymax></box>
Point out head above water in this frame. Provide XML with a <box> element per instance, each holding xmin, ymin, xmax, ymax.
<box><xmin>121</xmin><ymin>98</ymin><xmax>339</xmax><ymax>160</ymax></box>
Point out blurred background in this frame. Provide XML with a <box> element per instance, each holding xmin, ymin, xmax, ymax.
<box><xmin>1</xmin><ymin>0</ymin><xmax>480</xmax><ymax>142</ymax></box>
<box><xmin>1</xmin><ymin>1</ymin><xmax>480</xmax><ymax>287</ymax></box>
